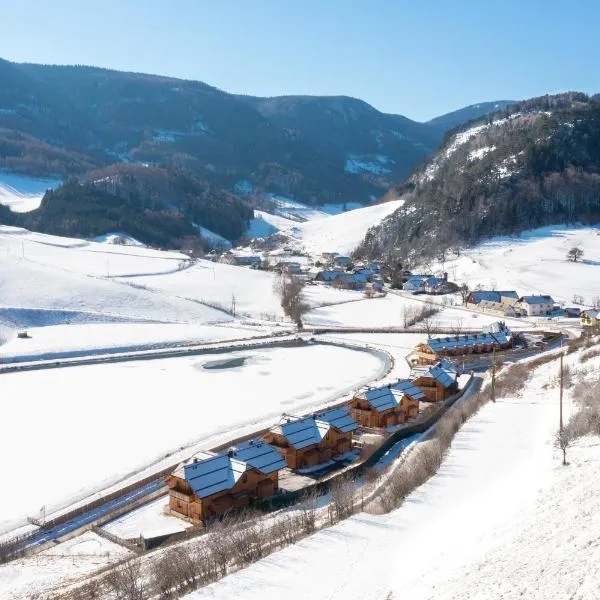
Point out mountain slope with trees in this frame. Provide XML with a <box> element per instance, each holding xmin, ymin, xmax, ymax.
<box><xmin>356</xmin><ymin>93</ymin><xmax>600</xmax><ymax>264</ymax></box>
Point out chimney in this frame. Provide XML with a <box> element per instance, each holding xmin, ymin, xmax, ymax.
<box><xmin>193</xmin><ymin>457</ymin><xmax>198</xmax><ymax>463</ymax></box>
<box><xmin>227</xmin><ymin>449</ymin><xmax>235</xmax><ymax>458</ymax></box>
<box><xmin>443</xmin><ymin>272</ymin><xmax>448</xmax><ymax>281</ymax></box>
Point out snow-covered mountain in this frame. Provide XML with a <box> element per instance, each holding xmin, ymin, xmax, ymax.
<box><xmin>357</xmin><ymin>92</ymin><xmax>600</xmax><ymax>264</ymax></box>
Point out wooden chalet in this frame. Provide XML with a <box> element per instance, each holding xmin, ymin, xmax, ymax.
<box><xmin>410</xmin><ymin>359</ymin><xmax>458</xmax><ymax>401</ymax></box>
<box><xmin>390</xmin><ymin>379</ymin><xmax>425</xmax><ymax>417</ymax></box>
<box><xmin>264</xmin><ymin>415</ymin><xmax>335</xmax><ymax>469</ymax></box>
<box><xmin>314</xmin><ymin>406</ymin><xmax>358</xmax><ymax>455</ymax></box>
<box><xmin>411</xmin><ymin>322</ymin><xmax>513</xmax><ymax>365</ymax></box>
<box><xmin>350</xmin><ymin>381</ymin><xmax>423</xmax><ymax>429</ymax></box>
<box><xmin>167</xmin><ymin>439</ymin><xmax>286</xmax><ymax>524</ymax></box>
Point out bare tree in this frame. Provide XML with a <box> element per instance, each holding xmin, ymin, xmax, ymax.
<box><xmin>329</xmin><ymin>475</ymin><xmax>355</xmax><ymax>523</ymax></box>
<box><xmin>555</xmin><ymin>427</ymin><xmax>573</xmax><ymax>466</ymax></box>
<box><xmin>451</xmin><ymin>318</ymin><xmax>464</xmax><ymax>335</ymax></box>
<box><xmin>105</xmin><ymin>560</ymin><xmax>145</xmax><ymax>600</ymax></box>
<box><xmin>273</xmin><ymin>274</ymin><xmax>310</xmax><ymax>328</ymax></box>
<box><xmin>567</xmin><ymin>246</ymin><xmax>584</xmax><ymax>262</ymax></box>
<box><xmin>459</xmin><ymin>283</ymin><xmax>470</xmax><ymax>304</ymax></box>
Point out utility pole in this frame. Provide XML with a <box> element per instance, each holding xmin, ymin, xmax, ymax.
<box><xmin>559</xmin><ymin>340</ymin><xmax>564</xmax><ymax>433</ymax></box>
<box><xmin>491</xmin><ymin>346</ymin><xmax>496</xmax><ymax>402</ymax></box>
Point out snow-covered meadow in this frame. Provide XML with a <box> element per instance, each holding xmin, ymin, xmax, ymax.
<box><xmin>434</xmin><ymin>225</ymin><xmax>600</xmax><ymax>307</ymax></box>
<box><xmin>0</xmin><ymin>531</ymin><xmax>131</xmax><ymax>600</ymax></box>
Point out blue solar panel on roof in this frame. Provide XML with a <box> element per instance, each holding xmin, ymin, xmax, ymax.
<box><xmin>279</xmin><ymin>417</ymin><xmax>328</xmax><ymax>449</ymax></box>
<box><xmin>184</xmin><ymin>454</ymin><xmax>247</xmax><ymax>499</ymax></box>
<box><xmin>364</xmin><ymin>387</ymin><xmax>398</xmax><ymax>412</ymax></box>
<box><xmin>316</xmin><ymin>406</ymin><xmax>358</xmax><ymax>433</ymax></box>
<box><xmin>234</xmin><ymin>440</ymin><xmax>287</xmax><ymax>474</ymax></box>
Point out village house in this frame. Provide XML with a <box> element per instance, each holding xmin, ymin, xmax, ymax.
<box><xmin>275</xmin><ymin>260</ymin><xmax>302</xmax><ymax>274</ymax></box>
<box><xmin>390</xmin><ymin>379</ymin><xmax>425</xmax><ymax>418</ymax></box>
<box><xmin>333</xmin><ymin>255</ymin><xmax>352</xmax><ymax>268</ymax></box>
<box><xmin>321</xmin><ymin>251</ymin><xmax>339</xmax><ymax>262</ymax></box>
<box><xmin>403</xmin><ymin>275</ymin><xmax>428</xmax><ymax>293</ymax></box>
<box><xmin>514</xmin><ymin>295</ymin><xmax>555</xmax><ymax>316</ymax></box>
<box><xmin>220</xmin><ymin>254</ymin><xmax>262</xmax><ymax>268</ymax></box>
<box><xmin>410</xmin><ymin>359</ymin><xmax>459</xmax><ymax>401</ymax></box>
<box><xmin>466</xmin><ymin>291</ymin><xmax>519</xmax><ymax>316</ymax></box>
<box><xmin>314</xmin><ymin>406</ymin><xmax>359</xmax><ymax>455</ymax></box>
<box><xmin>580</xmin><ymin>309</ymin><xmax>600</xmax><ymax>328</ymax></box>
<box><xmin>167</xmin><ymin>440</ymin><xmax>286</xmax><ymax>524</ymax></box>
<box><xmin>314</xmin><ymin>270</ymin><xmax>347</xmax><ymax>283</ymax></box>
<box><xmin>410</xmin><ymin>322</ymin><xmax>513</xmax><ymax>365</ymax></box>
<box><xmin>264</xmin><ymin>414</ymin><xmax>340</xmax><ymax>470</ymax></box>
<box><xmin>423</xmin><ymin>274</ymin><xmax>457</xmax><ymax>295</ymax></box>
<box><xmin>350</xmin><ymin>381</ymin><xmax>422</xmax><ymax>429</ymax></box>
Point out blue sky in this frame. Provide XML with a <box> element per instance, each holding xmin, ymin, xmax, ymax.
<box><xmin>1</xmin><ymin>0</ymin><xmax>598</xmax><ymax>121</ymax></box>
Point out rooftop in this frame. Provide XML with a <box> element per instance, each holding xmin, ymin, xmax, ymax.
<box><xmin>315</xmin><ymin>406</ymin><xmax>358</xmax><ymax>433</ymax></box>
<box><xmin>362</xmin><ymin>387</ymin><xmax>398</xmax><ymax>413</ymax></box>
<box><xmin>272</xmin><ymin>415</ymin><xmax>331</xmax><ymax>449</ymax></box>
<box><xmin>391</xmin><ymin>379</ymin><xmax>426</xmax><ymax>400</ymax></box>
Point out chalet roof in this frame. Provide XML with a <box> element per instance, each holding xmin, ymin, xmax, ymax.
<box><xmin>232</xmin><ymin>439</ymin><xmax>287</xmax><ymax>475</ymax></box>
<box><xmin>517</xmin><ymin>295</ymin><xmax>554</xmax><ymax>305</ymax></box>
<box><xmin>362</xmin><ymin>387</ymin><xmax>398</xmax><ymax>413</ymax></box>
<box><xmin>183</xmin><ymin>453</ymin><xmax>248</xmax><ymax>499</ymax></box>
<box><xmin>391</xmin><ymin>379</ymin><xmax>426</xmax><ymax>400</ymax></box>
<box><xmin>272</xmin><ymin>416</ymin><xmax>330</xmax><ymax>450</ymax></box>
<box><xmin>317</xmin><ymin>270</ymin><xmax>346</xmax><ymax>282</ymax></box>
<box><xmin>583</xmin><ymin>309</ymin><xmax>600</xmax><ymax>319</ymax></box>
<box><xmin>315</xmin><ymin>406</ymin><xmax>358</xmax><ymax>433</ymax></box>
<box><xmin>410</xmin><ymin>363</ymin><xmax>456</xmax><ymax>389</ymax></box>
<box><xmin>426</xmin><ymin>326</ymin><xmax>512</xmax><ymax>352</ymax></box>
<box><xmin>468</xmin><ymin>291</ymin><xmax>518</xmax><ymax>304</ymax></box>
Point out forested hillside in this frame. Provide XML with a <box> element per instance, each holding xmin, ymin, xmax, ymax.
<box><xmin>0</xmin><ymin>59</ymin><xmax>444</xmax><ymax>204</ymax></box>
<box><xmin>356</xmin><ymin>93</ymin><xmax>600</xmax><ymax>264</ymax></box>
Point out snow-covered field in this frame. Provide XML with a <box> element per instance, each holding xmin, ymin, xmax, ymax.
<box><xmin>0</xmin><ymin>531</ymin><xmax>131</xmax><ymax>600</ymax></box>
<box><xmin>0</xmin><ymin>172</ymin><xmax>60</xmax><ymax>212</ymax></box>
<box><xmin>288</xmin><ymin>199</ymin><xmax>403</xmax><ymax>255</ymax></box>
<box><xmin>437</xmin><ymin>225</ymin><xmax>600</xmax><ymax>307</ymax></box>
<box><xmin>305</xmin><ymin>293</ymin><xmax>532</xmax><ymax>330</ymax></box>
<box><xmin>0</xmin><ymin>343</ymin><xmax>384</xmax><ymax>532</ymax></box>
<box><xmin>0</xmin><ymin>322</ymin><xmax>268</xmax><ymax>362</ymax></box>
<box><xmin>103</xmin><ymin>495</ymin><xmax>191</xmax><ymax>540</ymax></box>
<box><xmin>185</xmin><ymin>348</ymin><xmax>598</xmax><ymax>600</ymax></box>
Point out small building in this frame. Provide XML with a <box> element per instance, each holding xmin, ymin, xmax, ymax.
<box><xmin>410</xmin><ymin>361</ymin><xmax>458</xmax><ymax>401</ymax></box>
<box><xmin>514</xmin><ymin>295</ymin><xmax>555</xmax><ymax>316</ymax></box>
<box><xmin>321</xmin><ymin>252</ymin><xmax>339</xmax><ymax>261</ymax></box>
<box><xmin>403</xmin><ymin>276</ymin><xmax>427</xmax><ymax>293</ymax></box>
<box><xmin>390</xmin><ymin>379</ymin><xmax>425</xmax><ymax>417</ymax></box>
<box><xmin>167</xmin><ymin>440</ymin><xmax>286</xmax><ymax>524</ymax></box>
<box><xmin>424</xmin><ymin>274</ymin><xmax>456</xmax><ymax>295</ymax></box>
<box><xmin>276</xmin><ymin>261</ymin><xmax>302</xmax><ymax>274</ymax></box>
<box><xmin>580</xmin><ymin>309</ymin><xmax>600</xmax><ymax>328</ymax></box>
<box><xmin>333</xmin><ymin>255</ymin><xmax>352</xmax><ymax>268</ymax></box>
<box><xmin>264</xmin><ymin>415</ymin><xmax>336</xmax><ymax>470</ymax></box>
<box><xmin>314</xmin><ymin>406</ymin><xmax>359</xmax><ymax>455</ymax></box>
<box><xmin>411</xmin><ymin>322</ymin><xmax>513</xmax><ymax>365</ymax></box>
<box><xmin>350</xmin><ymin>387</ymin><xmax>400</xmax><ymax>429</ymax></box>
<box><xmin>466</xmin><ymin>291</ymin><xmax>519</xmax><ymax>315</ymax></box>
<box><xmin>350</xmin><ymin>382</ymin><xmax>421</xmax><ymax>429</ymax></box>
<box><xmin>315</xmin><ymin>270</ymin><xmax>346</xmax><ymax>283</ymax></box>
